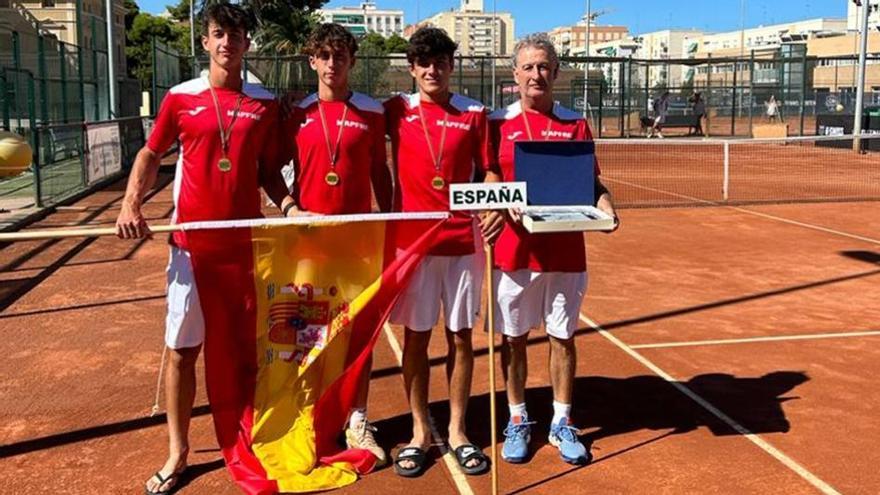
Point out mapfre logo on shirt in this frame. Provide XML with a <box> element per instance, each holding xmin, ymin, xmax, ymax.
<box><xmin>541</xmin><ymin>129</ymin><xmax>574</xmax><ymax>139</ymax></box>
<box><xmin>338</xmin><ymin>119</ymin><xmax>369</xmax><ymax>131</ymax></box>
<box><xmin>436</xmin><ymin>119</ymin><xmax>471</xmax><ymax>131</ymax></box>
<box><xmin>230</xmin><ymin>109</ymin><xmax>262</xmax><ymax>121</ymax></box>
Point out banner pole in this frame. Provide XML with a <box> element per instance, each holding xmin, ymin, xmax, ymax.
<box><xmin>0</xmin><ymin>224</ymin><xmax>181</xmax><ymax>241</ymax></box>
<box><xmin>485</xmin><ymin>242</ymin><xmax>499</xmax><ymax>495</ymax></box>
<box><xmin>0</xmin><ymin>213</ymin><xmax>451</xmax><ymax>242</ymax></box>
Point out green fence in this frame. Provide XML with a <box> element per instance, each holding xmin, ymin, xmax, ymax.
<box><xmin>0</xmin><ymin>11</ymin><xmax>143</xmax><ymax>215</ymax></box>
<box><xmin>155</xmin><ymin>51</ymin><xmax>880</xmax><ymax>139</ymax></box>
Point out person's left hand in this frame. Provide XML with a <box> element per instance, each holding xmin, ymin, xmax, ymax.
<box><xmin>596</xmin><ymin>197</ymin><xmax>619</xmax><ymax>233</ymax></box>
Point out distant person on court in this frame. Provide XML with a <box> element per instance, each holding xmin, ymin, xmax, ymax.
<box><xmin>765</xmin><ymin>95</ymin><xmax>780</xmax><ymax>122</ymax></box>
<box><xmin>486</xmin><ymin>33</ymin><xmax>619</xmax><ymax>467</ymax></box>
<box><xmin>280</xmin><ymin>22</ymin><xmax>393</xmax><ymax>466</ymax></box>
<box><xmin>689</xmin><ymin>92</ymin><xmax>705</xmax><ymax>136</ymax></box>
<box><xmin>115</xmin><ymin>4</ymin><xmax>295</xmax><ymax>494</ymax></box>
<box><xmin>384</xmin><ymin>27</ymin><xmax>502</xmax><ymax>478</ymax></box>
<box><xmin>648</xmin><ymin>91</ymin><xmax>670</xmax><ymax>138</ymax></box>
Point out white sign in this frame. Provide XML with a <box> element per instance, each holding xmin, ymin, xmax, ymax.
<box><xmin>86</xmin><ymin>122</ymin><xmax>122</xmax><ymax>184</ymax></box>
<box><xmin>449</xmin><ymin>182</ymin><xmax>527</xmax><ymax>211</ymax></box>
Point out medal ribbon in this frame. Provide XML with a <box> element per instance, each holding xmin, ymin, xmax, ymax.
<box><xmin>417</xmin><ymin>103</ymin><xmax>448</xmax><ymax>178</ymax></box>
<box><xmin>208</xmin><ymin>79</ymin><xmax>244</xmax><ymax>158</ymax></box>
<box><xmin>318</xmin><ymin>101</ymin><xmax>349</xmax><ymax>172</ymax></box>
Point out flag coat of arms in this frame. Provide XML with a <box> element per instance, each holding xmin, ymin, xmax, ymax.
<box><xmin>183</xmin><ymin>213</ymin><xmax>446</xmax><ymax>494</ymax></box>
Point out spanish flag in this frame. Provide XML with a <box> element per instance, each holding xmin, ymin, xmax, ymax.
<box><xmin>183</xmin><ymin>213</ymin><xmax>446</xmax><ymax>494</ymax></box>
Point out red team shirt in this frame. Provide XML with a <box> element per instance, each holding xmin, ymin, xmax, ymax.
<box><xmin>284</xmin><ymin>92</ymin><xmax>386</xmax><ymax>214</ymax></box>
<box><xmin>489</xmin><ymin>101</ymin><xmax>600</xmax><ymax>273</ymax></box>
<box><xmin>385</xmin><ymin>93</ymin><xmax>493</xmax><ymax>256</ymax></box>
<box><xmin>146</xmin><ymin>77</ymin><xmax>280</xmax><ymax>249</ymax></box>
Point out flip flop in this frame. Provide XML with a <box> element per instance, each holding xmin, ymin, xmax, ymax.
<box><xmin>453</xmin><ymin>444</ymin><xmax>489</xmax><ymax>475</ymax></box>
<box><xmin>144</xmin><ymin>469</ymin><xmax>185</xmax><ymax>495</ymax></box>
<box><xmin>394</xmin><ymin>446</ymin><xmax>428</xmax><ymax>478</ymax></box>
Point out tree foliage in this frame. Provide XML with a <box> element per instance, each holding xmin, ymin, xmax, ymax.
<box><xmin>245</xmin><ymin>0</ymin><xmax>326</xmax><ymax>55</ymax></box>
<box><xmin>384</xmin><ymin>34</ymin><xmax>408</xmax><ymax>54</ymax></box>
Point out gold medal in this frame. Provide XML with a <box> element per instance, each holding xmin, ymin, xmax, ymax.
<box><xmin>418</xmin><ymin>104</ymin><xmax>449</xmax><ymax>193</ymax></box>
<box><xmin>208</xmin><ymin>78</ymin><xmax>244</xmax><ymax>175</ymax></box>
<box><xmin>319</xmin><ymin>101</ymin><xmax>348</xmax><ymax>189</ymax></box>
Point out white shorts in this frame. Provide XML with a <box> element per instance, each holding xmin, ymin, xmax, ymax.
<box><xmin>492</xmin><ymin>269</ymin><xmax>587</xmax><ymax>340</ymax></box>
<box><xmin>389</xmin><ymin>253</ymin><xmax>484</xmax><ymax>332</ymax></box>
<box><xmin>164</xmin><ymin>246</ymin><xmax>205</xmax><ymax>349</ymax></box>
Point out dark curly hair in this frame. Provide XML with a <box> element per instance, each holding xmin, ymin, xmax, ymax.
<box><xmin>202</xmin><ymin>2</ymin><xmax>252</xmax><ymax>36</ymax></box>
<box><xmin>304</xmin><ymin>23</ymin><xmax>358</xmax><ymax>57</ymax></box>
<box><xmin>406</xmin><ymin>27</ymin><xmax>457</xmax><ymax>66</ymax></box>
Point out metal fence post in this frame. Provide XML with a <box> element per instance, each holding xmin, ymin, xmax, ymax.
<box><xmin>626</xmin><ymin>57</ymin><xmax>632</xmax><ymax>136</ymax></box>
<box><xmin>91</xmin><ymin>16</ymin><xmax>99</xmax><ymax>121</ymax></box>
<box><xmin>60</xmin><ymin>43</ymin><xmax>68</xmax><ymax>123</ymax></box>
<box><xmin>151</xmin><ymin>37</ymin><xmax>158</xmax><ymax>115</ymax></box>
<box><xmin>706</xmin><ymin>55</ymin><xmax>712</xmax><ymax>137</ymax></box>
<box><xmin>0</xmin><ymin>69</ymin><xmax>9</xmax><ymax>131</ymax></box>
<box><xmin>32</xmin><ymin>124</ymin><xmax>43</xmax><ymax>208</ymax></box>
<box><xmin>618</xmin><ymin>60</ymin><xmax>625</xmax><ymax>137</ymax></box>
<box><xmin>458</xmin><ymin>56</ymin><xmax>463</xmax><ymax>95</ymax></box>
<box><xmin>748</xmin><ymin>50</ymin><xmax>754</xmax><ymax>136</ymax></box>
<box><xmin>12</xmin><ymin>31</ymin><xmax>21</xmax><ymax>71</ymax></box>
<box><xmin>731</xmin><ymin>60</ymin><xmax>737</xmax><ymax>136</ymax></box>
<box><xmin>479</xmin><ymin>60</ymin><xmax>485</xmax><ymax>103</ymax></box>
<box><xmin>38</xmin><ymin>35</ymin><xmax>48</xmax><ymax>124</ymax></box>
<box><xmin>799</xmin><ymin>50</ymin><xmax>807</xmax><ymax>136</ymax></box>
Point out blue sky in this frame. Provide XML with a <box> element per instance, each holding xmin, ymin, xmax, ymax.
<box><xmin>139</xmin><ymin>0</ymin><xmax>847</xmax><ymax>38</ymax></box>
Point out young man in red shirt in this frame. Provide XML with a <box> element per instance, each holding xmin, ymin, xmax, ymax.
<box><xmin>115</xmin><ymin>4</ymin><xmax>295</xmax><ymax>493</ymax></box>
<box><xmin>281</xmin><ymin>22</ymin><xmax>393</xmax><ymax>466</ymax></box>
<box><xmin>487</xmin><ymin>34</ymin><xmax>618</xmax><ymax>467</ymax></box>
<box><xmin>384</xmin><ymin>27</ymin><xmax>502</xmax><ymax>477</ymax></box>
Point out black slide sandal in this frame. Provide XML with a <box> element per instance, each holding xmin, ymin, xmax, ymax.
<box><xmin>453</xmin><ymin>444</ymin><xmax>489</xmax><ymax>475</ymax></box>
<box><xmin>394</xmin><ymin>447</ymin><xmax>428</xmax><ymax>477</ymax></box>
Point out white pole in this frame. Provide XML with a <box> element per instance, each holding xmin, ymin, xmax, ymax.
<box><xmin>853</xmin><ymin>0</ymin><xmax>870</xmax><ymax>152</ymax></box>
<box><xmin>583</xmin><ymin>0</ymin><xmax>590</xmax><ymax>119</ymax></box>
<box><xmin>190</xmin><ymin>0</ymin><xmax>197</xmax><ymax>76</ymax></box>
<box><xmin>722</xmin><ymin>140</ymin><xmax>730</xmax><ymax>200</ymax></box>
<box><xmin>491</xmin><ymin>0</ymin><xmax>497</xmax><ymax>108</ymax></box>
<box><xmin>739</xmin><ymin>0</ymin><xmax>746</xmax><ymax>58</ymax></box>
<box><xmin>105</xmin><ymin>0</ymin><xmax>117</xmax><ymax>117</ymax></box>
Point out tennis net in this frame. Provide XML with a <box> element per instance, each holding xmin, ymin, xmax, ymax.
<box><xmin>595</xmin><ymin>134</ymin><xmax>880</xmax><ymax>208</ymax></box>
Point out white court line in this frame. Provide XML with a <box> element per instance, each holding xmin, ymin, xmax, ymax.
<box><xmin>606</xmin><ymin>177</ymin><xmax>880</xmax><ymax>246</ymax></box>
<box><xmin>382</xmin><ymin>323</ymin><xmax>475</xmax><ymax>495</ymax></box>
<box><xmin>631</xmin><ymin>330</ymin><xmax>880</xmax><ymax>349</ymax></box>
<box><xmin>580</xmin><ymin>313</ymin><xmax>842</xmax><ymax>495</ymax></box>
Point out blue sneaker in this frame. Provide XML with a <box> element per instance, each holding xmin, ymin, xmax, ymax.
<box><xmin>502</xmin><ymin>415</ymin><xmax>535</xmax><ymax>463</ymax></box>
<box><xmin>548</xmin><ymin>417</ymin><xmax>590</xmax><ymax>465</ymax></box>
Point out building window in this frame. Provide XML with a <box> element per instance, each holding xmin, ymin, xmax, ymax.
<box><xmin>41</xmin><ymin>0</ymin><xmax>55</xmax><ymax>7</ymax></box>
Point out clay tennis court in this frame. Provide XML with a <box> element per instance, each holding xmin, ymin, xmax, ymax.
<box><xmin>1</xmin><ymin>140</ymin><xmax>879</xmax><ymax>494</ymax></box>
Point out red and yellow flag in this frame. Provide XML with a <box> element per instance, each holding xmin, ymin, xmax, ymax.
<box><xmin>184</xmin><ymin>214</ymin><xmax>446</xmax><ymax>494</ymax></box>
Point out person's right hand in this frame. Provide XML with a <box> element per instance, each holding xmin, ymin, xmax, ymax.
<box><xmin>116</xmin><ymin>201</ymin><xmax>152</xmax><ymax>239</ymax></box>
<box><xmin>284</xmin><ymin>205</ymin><xmax>317</xmax><ymax>218</ymax></box>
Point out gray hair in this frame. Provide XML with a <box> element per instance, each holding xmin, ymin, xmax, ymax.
<box><xmin>512</xmin><ymin>33</ymin><xmax>559</xmax><ymax>68</ymax></box>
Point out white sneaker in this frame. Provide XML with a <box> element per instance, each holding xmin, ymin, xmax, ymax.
<box><xmin>346</xmin><ymin>419</ymin><xmax>388</xmax><ymax>467</ymax></box>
